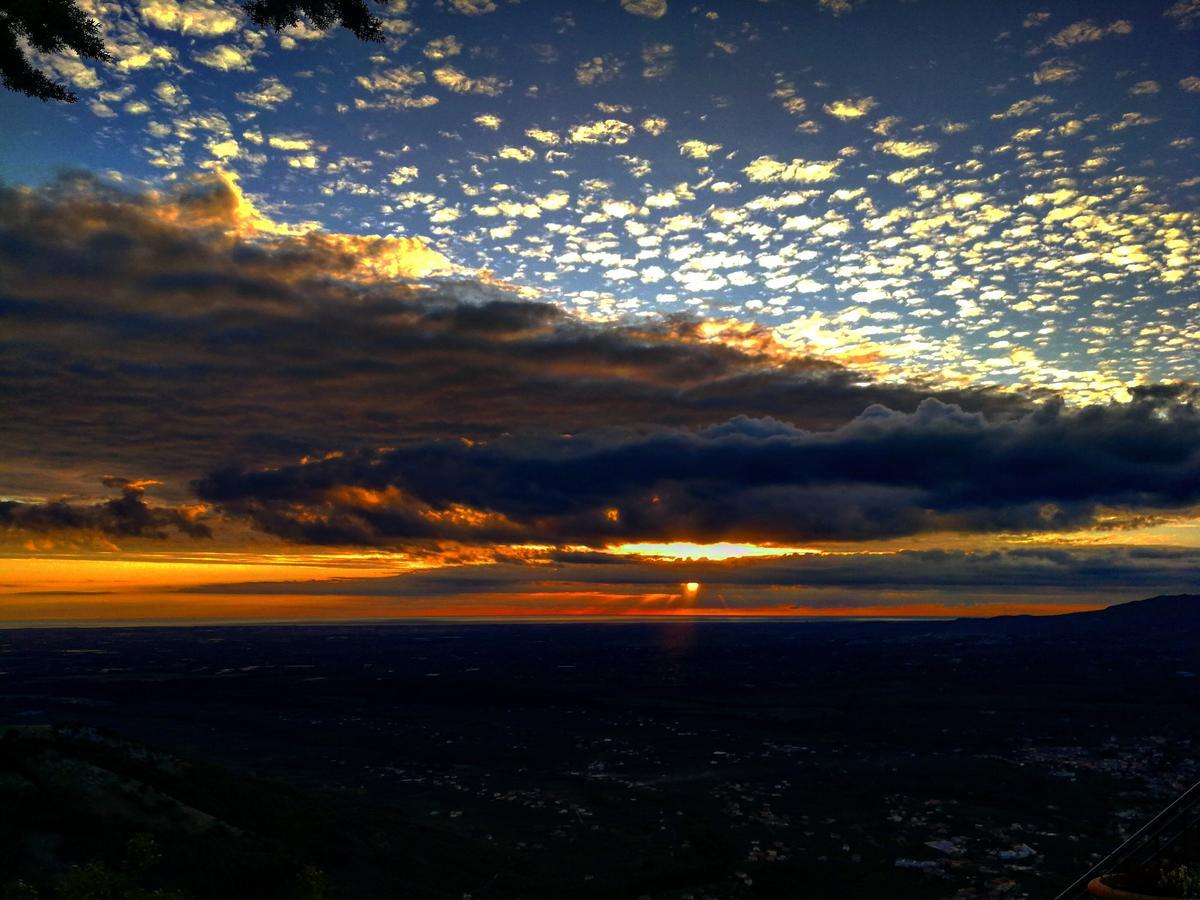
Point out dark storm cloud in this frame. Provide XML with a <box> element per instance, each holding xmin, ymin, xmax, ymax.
<box><xmin>0</xmin><ymin>479</ymin><xmax>211</xmax><ymax>540</ymax></box>
<box><xmin>195</xmin><ymin>394</ymin><xmax>1200</xmax><ymax>545</ymax></box>
<box><xmin>0</xmin><ymin>172</ymin><xmax>1030</xmax><ymax>502</ymax></box>
<box><xmin>1128</xmin><ymin>382</ymin><xmax>1200</xmax><ymax>404</ymax></box>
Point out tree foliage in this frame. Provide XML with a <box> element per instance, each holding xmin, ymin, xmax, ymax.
<box><xmin>0</xmin><ymin>0</ymin><xmax>110</xmax><ymax>102</ymax></box>
<box><xmin>241</xmin><ymin>0</ymin><xmax>384</xmax><ymax>41</ymax></box>
<box><xmin>0</xmin><ymin>0</ymin><xmax>383</xmax><ymax>103</ymax></box>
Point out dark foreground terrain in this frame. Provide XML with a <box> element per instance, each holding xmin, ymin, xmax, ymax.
<box><xmin>2</xmin><ymin>595</ymin><xmax>1199</xmax><ymax>899</ymax></box>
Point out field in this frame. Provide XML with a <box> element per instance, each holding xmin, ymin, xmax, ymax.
<box><xmin>2</xmin><ymin>608</ymin><xmax>1198</xmax><ymax>898</ymax></box>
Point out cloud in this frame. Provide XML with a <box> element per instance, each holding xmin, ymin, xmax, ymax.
<box><xmin>5</xmin><ymin>0</ymin><xmax>1198</xmax><ymax>614</ymax></box>
<box><xmin>524</xmin><ymin>127</ymin><xmax>560</xmax><ymax>144</ymax></box>
<box><xmin>991</xmin><ymin>94</ymin><xmax>1054</xmax><ymax>119</ymax></box>
<box><xmin>277</xmin><ymin>18</ymin><xmax>329</xmax><ymax>47</ymax></box>
<box><xmin>235</xmin><ymin>76</ymin><xmax>293</xmax><ymax>108</ymax></box>
<box><xmin>137</xmin><ymin>0</ymin><xmax>240</xmax><ymax>36</ymax></box>
<box><xmin>1</xmin><ymin>479</ymin><xmax>210</xmax><ymax>542</ymax></box>
<box><xmin>575</xmin><ymin>55</ymin><xmax>623</xmax><ymax>86</ymax></box>
<box><xmin>874</xmin><ymin>139</ymin><xmax>938</xmax><ymax>158</ymax></box>
<box><xmin>354</xmin><ymin>66</ymin><xmax>439</xmax><ymax>108</ymax></box>
<box><xmin>207</xmin><ymin>137</ymin><xmax>240</xmax><ymax>159</ymax></box>
<box><xmin>1180</xmin><ymin>76</ymin><xmax>1200</xmax><ymax>92</ymax></box>
<box><xmin>640</xmin><ymin>116</ymin><xmax>668</xmax><ymax>136</ymax></box>
<box><xmin>268</xmin><ymin>133</ymin><xmax>314</xmax><ymax>151</ymax></box>
<box><xmin>447</xmin><ymin>0</ymin><xmax>496</xmax><ymax>14</ymax></box>
<box><xmin>1033</xmin><ymin>58</ymin><xmax>1082</xmax><ymax>84</ymax></box>
<box><xmin>151</xmin><ymin>80</ymin><xmax>186</xmax><ymax>107</ymax></box>
<box><xmin>0</xmin><ymin>173</ymin><xmax>1029</xmax><ymax>508</ymax></box>
<box><xmin>10</xmin><ymin>174</ymin><xmax>1198</xmax><ymax>562</ymax></box>
<box><xmin>234</xmin><ymin>545</ymin><xmax>1200</xmax><ymax>601</ymax></box>
<box><xmin>194</xmin><ymin>395</ymin><xmax>1200</xmax><ymax>548</ymax></box>
<box><xmin>356</xmin><ymin>66</ymin><xmax>426</xmax><ymax>92</ymax></box>
<box><xmin>568</xmin><ymin>119</ymin><xmax>636</xmax><ymax>144</ymax></box>
<box><xmin>1045</xmin><ymin>18</ymin><xmax>1132</xmax><ymax>47</ymax></box>
<box><xmin>621</xmin><ymin>0</ymin><xmax>667</xmax><ymax>18</ymax></box>
<box><xmin>192</xmin><ymin>43</ymin><xmax>255</xmax><ymax>71</ymax></box>
<box><xmin>817</xmin><ymin>0</ymin><xmax>863</xmax><ymax>15</ymax></box>
<box><xmin>641</xmin><ymin>42</ymin><xmax>673</xmax><ymax>79</ymax></box>
<box><xmin>678</xmin><ymin>140</ymin><xmax>721</xmax><ymax>159</ymax></box>
<box><xmin>743</xmin><ymin>156</ymin><xmax>841</xmax><ymax>183</ymax></box>
<box><xmin>432</xmin><ymin>66</ymin><xmax>509</xmax><ymax>96</ymax></box>
<box><xmin>1109</xmin><ymin>112</ymin><xmax>1159</xmax><ymax>131</ymax></box>
<box><xmin>1166</xmin><ymin>0</ymin><xmax>1200</xmax><ymax>28</ymax></box>
<box><xmin>823</xmin><ymin>97</ymin><xmax>877</xmax><ymax>120</ymax></box>
<box><xmin>497</xmin><ymin>146</ymin><xmax>536</xmax><ymax>162</ymax></box>
<box><xmin>423</xmin><ymin>36</ymin><xmax>462</xmax><ymax>60</ymax></box>
<box><xmin>387</xmin><ymin>165</ymin><xmax>419</xmax><ymax>185</ymax></box>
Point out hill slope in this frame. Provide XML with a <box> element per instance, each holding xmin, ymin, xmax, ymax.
<box><xmin>948</xmin><ymin>593</ymin><xmax>1200</xmax><ymax>635</ymax></box>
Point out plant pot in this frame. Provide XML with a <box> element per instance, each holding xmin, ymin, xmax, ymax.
<box><xmin>1088</xmin><ymin>874</ymin><xmax>1200</xmax><ymax>899</ymax></box>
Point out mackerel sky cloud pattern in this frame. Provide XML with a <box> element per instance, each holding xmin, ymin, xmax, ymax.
<box><xmin>3</xmin><ymin>0</ymin><xmax>1196</xmax><ymax>401</ymax></box>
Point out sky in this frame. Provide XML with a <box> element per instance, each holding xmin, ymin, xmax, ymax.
<box><xmin>1</xmin><ymin>0</ymin><xmax>1199</xmax><ymax>623</ymax></box>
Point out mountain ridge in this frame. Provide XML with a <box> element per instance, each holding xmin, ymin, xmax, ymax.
<box><xmin>948</xmin><ymin>592</ymin><xmax>1200</xmax><ymax>634</ymax></box>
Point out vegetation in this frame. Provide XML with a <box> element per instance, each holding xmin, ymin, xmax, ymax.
<box><xmin>1155</xmin><ymin>864</ymin><xmax>1200</xmax><ymax>899</ymax></box>
<box><xmin>241</xmin><ymin>1</ymin><xmax>384</xmax><ymax>41</ymax></box>
<box><xmin>0</xmin><ymin>728</ymin><xmax>338</xmax><ymax>899</ymax></box>
<box><xmin>1</xmin><ymin>833</ymin><xmax>186</xmax><ymax>900</ymax></box>
<box><xmin>0</xmin><ymin>0</ymin><xmax>382</xmax><ymax>102</ymax></box>
<box><xmin>0</xmin><ymin>0</ymin><xmax>109</xmax><ymax>102</ymax></box>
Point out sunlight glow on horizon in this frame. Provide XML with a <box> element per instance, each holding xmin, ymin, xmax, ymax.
<box><xmin>608</xmin><ymin>542</ymin><xmax>825</xmax><ymax>561</ymax></box>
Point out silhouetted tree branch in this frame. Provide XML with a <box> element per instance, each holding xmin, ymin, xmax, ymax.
<box><xmin>0</xmin><ymin>0</ymin><xmax>110</xmax><ymax>102</ymax></box>
<box><xmin>242</xmin><ymin>0</ymin><xmax>384</xmax><ymax>42</ymax></box>
<box><xmin>0</xmin><ymin>0</ymin><xmax>383</xmax><ymax>103</ymax></box>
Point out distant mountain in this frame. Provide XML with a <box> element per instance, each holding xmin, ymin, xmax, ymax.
<box><xmin>1068</xmin><ymin>592</ymin><xmax>1200</xmax><ymax>625</ymax></box>
<box><xmin>947</xmin><ymin>593</ymin><xmax>1200</xmax><ymax>635</ymax></box>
